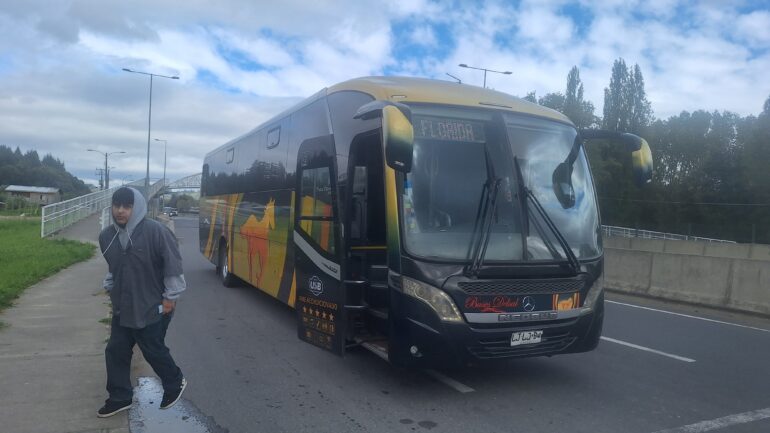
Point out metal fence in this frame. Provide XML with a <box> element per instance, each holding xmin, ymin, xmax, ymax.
<box><xmin>41</xmin><ymin>179</ymin><xmax>164</xmax><ymax>238</ymax></box>
<box><xmin>602</xmin><ymin>225</ymin><xmax>736</xmax><ymax>244</ymax></box>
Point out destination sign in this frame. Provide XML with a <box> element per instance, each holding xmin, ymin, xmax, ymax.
<box><xmin>413</xmin><ymin>116</ymin><xmax>486</xmax><ymax>143</ymax></box>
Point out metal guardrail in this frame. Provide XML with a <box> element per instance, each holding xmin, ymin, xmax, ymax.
<box><xmin>41</xmin><ymin>179</ymin><xmax>164</xmax><ymax>238</ymax></box>
<box><xmin>602</xmin><ymin>225</ymin><xmax>736</xmax><ymax>244</ymax></box>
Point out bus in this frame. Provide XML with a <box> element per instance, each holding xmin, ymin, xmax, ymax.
<box><xmin>199</xmin><ymin>76</ymin><xmax>652</xmax><ymax>366</ymax></box>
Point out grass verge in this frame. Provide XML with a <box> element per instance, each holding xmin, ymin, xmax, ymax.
<box><xmin>0</xmin><ymin>219</ymin><xmax>95</xmax><ymax>311</ymax></box>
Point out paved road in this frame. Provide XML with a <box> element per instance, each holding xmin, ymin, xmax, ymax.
<box><xmin>167</xmin><ymin>216</ymin><xmax>770</xmax><ymax>433</ymax></box>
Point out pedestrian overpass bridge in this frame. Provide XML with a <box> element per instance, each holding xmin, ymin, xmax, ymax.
<box><xmin>41</xmin><ymin>174</ymin><xmax>200</xmax><ymax>238</ymax></box>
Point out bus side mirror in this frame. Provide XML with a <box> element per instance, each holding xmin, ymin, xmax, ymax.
<box><xmin>552</xmin><ymin>162</ymin><xmax>575</xmax><ymax>209</ymax></box>
<box><xmin>354</xmin><ymin>101</ymin><xmax>414</xmax><ymax>172</ymax></box>
<box><xmin>579</xmin><ymin>130</ymin><xmax>654</xmax><ymax>187</ymax></box>
<box><xmin>628</xmin><ymin>136</ymin><xmax>653</xmax><ymax>186</ymax></box>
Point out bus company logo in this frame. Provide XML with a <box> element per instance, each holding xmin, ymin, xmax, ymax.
<box><xmin>465</xmin><ymin>296</ymin><xmax>520</xmax><ymax>313</ymax></box>
<box><xmin>523</xmin><ymin>296</ymin><xmax>536</xmax><ymax>311</ymax></box>
<box><xmin>308</xmin><ymin>276</ymin><xmax>324</xmax><ymax>296</ymax></box>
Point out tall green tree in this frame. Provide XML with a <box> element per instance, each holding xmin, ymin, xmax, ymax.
<box><xmin>603</xmin><ymin>58</ymin><xmax>629</xmax><ymax>131</ymax></box>
<box><xmin>628</xmin><ymin>64</ymin><xmax>653</xmax><ymax>134</ymax></box>
<box><xmin>563</xmin><ymin>66</ymin><xmax>598</xmax><ymax>129</ymax></box>
<box><xmin>602</xmin><ymin>58</ymin><xmax>653</xmax><ymax>134</ymax></box>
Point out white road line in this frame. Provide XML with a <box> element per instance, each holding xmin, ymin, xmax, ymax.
<box><xmin>425</xmin><ymin>369</ymin><xmax>475</xmax><ymax>393</ymax></box>
<box><xmin>601</xmin><ymin>336</ymin><xmax>696</xmax><ymax>363</ymax></box>
<box><xmin>607</xmin><ymin>300</ymin><xmax>770</xmax><ymax>333</ymax></box>
<box><xmin>651</xmin><ymin>407</ymin><xmax>770</xmax><ymax>433</ymax></box>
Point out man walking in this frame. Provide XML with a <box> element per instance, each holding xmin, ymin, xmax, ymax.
<box><xmin>97</xmin><ymin>186</ymin><xmax>187</xmax><ymax>417</ymax></box>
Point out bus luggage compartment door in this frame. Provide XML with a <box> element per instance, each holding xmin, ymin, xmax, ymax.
<box><xmin>294</xmin><ymin>136</ymin><xmax>346</xmax><ymax>356</ymax></box>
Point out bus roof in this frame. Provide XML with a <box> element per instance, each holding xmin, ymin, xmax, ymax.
<box><xmin>206</xmin><ymin>76</ymin><xmax>572</xmax><ymax>159</ymax></box>
<box><xmin>328</xmin><ymin>76</ymin><xmax>573</xmax><ymax>125</ymax></box>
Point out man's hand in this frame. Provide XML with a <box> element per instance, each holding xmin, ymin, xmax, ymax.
<box><xmin>162</xmin><ymin>299</ymin><xmax>176</xmax><ymax>314</ymax></box>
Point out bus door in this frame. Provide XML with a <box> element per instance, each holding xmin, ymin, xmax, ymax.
<box><xmin>346</xmin><ymin>132</ymin><xmax>389</xmax><ymax>340</ymax></box>
<box><xmin>294</xmin><ymin>136</ymin><xmax>346</xmax><ymax>355</ymax></box>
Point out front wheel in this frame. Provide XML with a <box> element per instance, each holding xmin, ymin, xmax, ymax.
<box><xmin>218</xmin><ymin>242</ymin><xmax>238</xmax><ymax>287</ymax></box>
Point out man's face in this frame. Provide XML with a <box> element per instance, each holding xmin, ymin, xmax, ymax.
<box><xmin>112</xmin><ymin>204</ymin><xmax>133</xmax><ymax>227</ymax></box>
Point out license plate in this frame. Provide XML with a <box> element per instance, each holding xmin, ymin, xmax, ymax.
<box><xmin>510</xmin><ymin>330</ymin><xmax>543</xmax><ymax>347</ymax></box>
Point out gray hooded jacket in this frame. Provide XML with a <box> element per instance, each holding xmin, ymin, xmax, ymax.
<box><xmin>99</xmin><ymin>187</ymin><xmax>186</xmax><ymax>329</ymax></box>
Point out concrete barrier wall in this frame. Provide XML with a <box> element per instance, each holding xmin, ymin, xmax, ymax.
<box><xmin>605</xmin><ymin>237</ymin><xmax>770</xmax><ymax>316</ymax></box>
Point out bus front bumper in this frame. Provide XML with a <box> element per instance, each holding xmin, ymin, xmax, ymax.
<box><xmin>392</xmin><ymin>291</ymin><xmax>604</xmax><ymax>365</ymax></box>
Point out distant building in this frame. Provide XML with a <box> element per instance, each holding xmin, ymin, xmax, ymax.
<box><xmin>2</xmin><ymin>185</ymin><xmax>62</xmax><ymax>206</ymax></box>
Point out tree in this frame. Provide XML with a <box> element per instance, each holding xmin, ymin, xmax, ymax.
<box><xmin>763</xmin><ymin>94</ymin><xmax>770</xmax><ymax>116</ymax></box>
<box><xmin>563</xmin><ymin>66</ymin><xmax>599</xmax><ymax>129</ymax></box>
<box><xmin>42</xmin><ymin>154</ymin><xmax>65</xmax><ymax>171</ymax></box>
<box><xmin>523</xmin><ymin>91</ymin><xmax>537</xmax><ymax>103</ymax></box>
<box><xmin>0</xmin><ymin>145</ymin><xmax>91</xmax><ymax>198</ymax></box>
<box><xmin>628</xmin><ymin>64</ymin><xmax>653</xmax><ymax>134</ymax></box>
<box><xmin>602</xmin><ymin>59</ymin><xmax>652</xmax><ymax>134</ymax></box>
<box><xmin>603</xmin><ymin>58</ymin><xmax>629</xmax><ymax>131</ymax></box>
<box><xmin>538</xmin><ymin>92</ymin><xmax>565</xmax><ymax>111</ymax></box>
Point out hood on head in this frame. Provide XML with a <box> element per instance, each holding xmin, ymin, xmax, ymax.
<box><xmin>113</xmin><ymin>187</ymin><xmax>147</xmax><ymax>235</ymax></box>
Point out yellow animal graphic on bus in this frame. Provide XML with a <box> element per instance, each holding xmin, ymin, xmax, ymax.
<box><xmin>239</xmin><ymin>198</ymin><xmax>276</xmax><ymax>284</ymax></box>
<box><xmin>554</xmin><ymin>293</ymin><xmax>579</xmax><ymax>311</ymax></box>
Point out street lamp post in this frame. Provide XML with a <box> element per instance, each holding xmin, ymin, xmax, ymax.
<box><xmin>87</xmin><ymin>149</ymin><xmax>126</xmax><ymax>190</ymax></box>
<box><xmin>154</xmin><ymin>139</ymin><xmax>167</xmax><ymax>186</ymax></box>
<box><xmin>458</xmin><ymin>63</ymin><xmax>512</xmax><ymax>88</ymax></box>
<box><xmin>154</xmin><ymin>138</ymin><xmax>167</xmax><ymax>209</ymax></box>
<box><xmin>122</xmin><ymin>68</ymin><xmax>179</xmax><ymax>194</ymax></box>
<box><xmin>445</xmin><ymin>72</ymin><xmax>462</xmax><ymax>84</ymax></box>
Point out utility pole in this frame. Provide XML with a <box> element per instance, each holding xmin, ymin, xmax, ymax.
<box><xmin>88</xmin><ymin>150</ymin><xmax>125</xmax><ymax>190</ymax></box>
<box><xmin>95</xmin><ymin>168</ymin><xmax>105</xmax><ymax>190</ymax></box>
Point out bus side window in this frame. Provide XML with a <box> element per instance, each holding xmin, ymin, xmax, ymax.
<box><xmin>299</xmin><ymin>166</ymin><xmax>335</xmax><ymax>254</ymax></box>
<box><xmin>267</xmin><ymin>127</ymin><xmax>280</xmax><ymax>149</ymax></box>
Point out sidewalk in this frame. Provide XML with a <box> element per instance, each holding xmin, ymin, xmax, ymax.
<box><xmin>0</xmin><ymin>214</ymin><xmax>144</xmax><ymax>433</ymax></box>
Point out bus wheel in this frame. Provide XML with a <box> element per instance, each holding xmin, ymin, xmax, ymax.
<box><xmin>218</xmin><ymin>242</ymin><xmax>238</xmax><ymax>288</ymax></box>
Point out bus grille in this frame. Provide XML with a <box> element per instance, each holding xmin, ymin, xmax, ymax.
<box><xmin>458</xmin><ymin>279</ymin><xmax>584</xmax><ymax>296</ymax></box>
<box><xmin>467</xmin><ymin>332</ymin><xmax>576</xmax><ymax>359</ymax></box>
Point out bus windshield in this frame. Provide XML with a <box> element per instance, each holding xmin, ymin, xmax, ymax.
<box><xmin>400</xmin><ymin>106</ymin><xmax>601</xmax><ymax>263</ymax></box>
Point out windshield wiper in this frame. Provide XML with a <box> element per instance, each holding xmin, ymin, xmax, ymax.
<box><xmin>513</xmin><ymin>156</ymin><xmax>580</xmax><ymax>274</ymax></box>
<box><xmin>464</xmin><ymin>144</ymin><xmax>501</xmax><ymax>277</ymax></box>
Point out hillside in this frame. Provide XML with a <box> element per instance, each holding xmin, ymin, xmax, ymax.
<box><xmin>0</xmin><ymin>145</ymin><xmax>91</xmax><ymax>200</ymax></box>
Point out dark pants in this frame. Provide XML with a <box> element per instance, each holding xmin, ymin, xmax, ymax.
<box><xmin>105</xmin><ymin>313</ymin><xmax>183</xmax><ymax>402</ymax></box>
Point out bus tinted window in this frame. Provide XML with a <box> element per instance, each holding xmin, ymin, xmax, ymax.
<box><xmin>300</xmin><ymin>166</ymin><xmax>335</xmax><ymax>254</ymax></box>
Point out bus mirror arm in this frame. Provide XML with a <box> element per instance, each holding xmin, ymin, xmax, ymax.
<box><xmin>579</xmin><ymin>129</ymin><xmax>641</xmax><ymax>152</ymax></box>
<box><xmin>353</xmin><ymin>100</ymin><xmax>412</xmax><ymax>121</ymax></box>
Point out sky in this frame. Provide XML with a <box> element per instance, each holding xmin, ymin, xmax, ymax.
<box><xmin>1</xmin><ymin>0</ymin><xmax>769</xmax><ymax>187</ymax></box>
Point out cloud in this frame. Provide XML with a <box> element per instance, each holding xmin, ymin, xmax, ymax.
<box><xmin>734</xmin><ymin>10</ymin><xmax>770</xmax><ymax>47</ymax></box>
<box><xmin>1</xmin><ymin>0</ymin><xmax>769</xmax><ymax>187</ymax></box>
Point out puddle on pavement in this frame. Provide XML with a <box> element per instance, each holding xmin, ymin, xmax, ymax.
<box><xmin>128</xmin><ymin>376</ymin><xmax>227</xmax><ymax>433</ymax></box>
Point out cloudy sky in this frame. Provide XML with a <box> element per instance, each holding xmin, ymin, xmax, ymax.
<box><xmin>1</xmin><ymin>0</ymin><xmax>768</xmax><ymax>187</ymax></box>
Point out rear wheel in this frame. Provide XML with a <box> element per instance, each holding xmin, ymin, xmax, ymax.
<box><xmin>217</xmin><ymin>241</ymin><xmax>238</xmax><ymax>287</ymax></box>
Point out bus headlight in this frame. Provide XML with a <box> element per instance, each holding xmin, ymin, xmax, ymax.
<box><xmin>402</xmin><ymin>277</ymin><xmax>463</xmax><ymax>323</ymax></box>
<box><xmin>583</xmin><ymin>273</ymin><xmax>604</xmax><ymax>310</ymax></box>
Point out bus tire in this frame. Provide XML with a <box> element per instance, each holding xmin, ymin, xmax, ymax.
<box><xmin>218</xmin><ymin>241</ymin><xmax>238</xmax><ymax>288</ymax></box>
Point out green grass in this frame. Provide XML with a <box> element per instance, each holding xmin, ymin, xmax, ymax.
<box><xmin>0</xmin><ymin>219</ymin><xmax>94</xmax><ymax>310</ymax></box>
<box><xmin>0</xmin><ymin>207</ymin><xmax>41</xmax><ymax>216</ymax></box>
